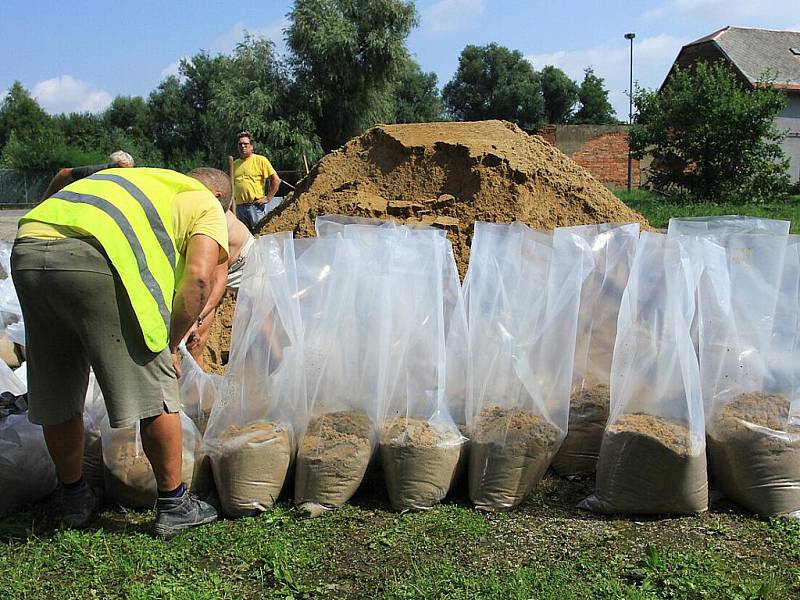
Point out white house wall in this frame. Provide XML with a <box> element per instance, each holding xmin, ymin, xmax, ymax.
<box><xmin>776</xmin><ymin>93</ymin><xmax>800</xmax><ymax>183</ymax></box>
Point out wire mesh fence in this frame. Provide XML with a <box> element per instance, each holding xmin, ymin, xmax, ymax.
<box><xmin>0</xmin><ymin>169</ymin><xmax>52</xmax><ymax>206</ymax></box>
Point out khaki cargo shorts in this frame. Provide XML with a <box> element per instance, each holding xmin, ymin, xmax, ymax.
<box><xmin>10</xmin><ymin>237</ymin><xmax>180</xmax><ymax>428</ymax></box>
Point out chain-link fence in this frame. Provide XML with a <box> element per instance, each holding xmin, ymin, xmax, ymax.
<box><xmin>0</xmin><ymin>169</ymin><xmax>52</xmax><ymax>206</ymax></box>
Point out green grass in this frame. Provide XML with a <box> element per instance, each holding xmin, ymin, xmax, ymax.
<box><xmin>615</xmin><ymin>189</ymin><xmax>800</xmax><ymax>232</ymax></box>
<box><xmin>1</xmin><ymin>475</ymin><xmax>798</xmax><ymax>599</ymax></box>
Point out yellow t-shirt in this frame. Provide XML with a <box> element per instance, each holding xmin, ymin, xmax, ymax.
<box><xmin>233</xmin><ymin>154</ymin><xmax>277</xmax><ymax>205</ymax></box>
<box><xmin>17</xmin><ymin>190</ymin><xmax>229</xmax><ymax>276</ymax></box>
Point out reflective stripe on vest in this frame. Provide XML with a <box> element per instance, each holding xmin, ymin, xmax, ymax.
<box><xmin>90</xmin><ymin>173</ymin><xmax>176</xmax><ymax>269</ymax></box>
<box><xmin>54</xmin><ymin>189</ymin><xmax>173</xmax><ymax>330</ymax></box>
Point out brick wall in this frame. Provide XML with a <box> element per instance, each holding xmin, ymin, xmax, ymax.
<box><xmin>572</xmin><ymin>132</ymin><xmax>640</xmax><ymax>188</ymax></box>
<box><xmin>536</xmin><ymin>124</ymin><xmax>645</xmax><ymax>189</ymax></box>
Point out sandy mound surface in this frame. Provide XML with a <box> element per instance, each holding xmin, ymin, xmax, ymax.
<box><xmin>259</xmin><ymin>120</ymin><xmax>647</xmax><ymax>274</ymax></box>
<box><xmin>206</xmin><ymin>120</ymin><xmax>647</xmax><ymax>373</ymax></box>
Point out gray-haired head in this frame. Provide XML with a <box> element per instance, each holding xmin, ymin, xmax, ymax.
<box><xmin>109</xmin><ymin>150</ymin><xmax>134</xmax><ymax>167</ymax></box>
<box><xmin>187</xmin><ymin>166</ymin><xmax>233</xmax><ymax>211</ymax></box>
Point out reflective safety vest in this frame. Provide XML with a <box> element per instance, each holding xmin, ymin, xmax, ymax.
<box><xmin>20</xmin><ymin>168</ymin><xmax>210</xmax><ymax>352</ymax></box>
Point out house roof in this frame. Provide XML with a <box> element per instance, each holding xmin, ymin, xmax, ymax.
<box><xmin>676</xmin><ymin>26</ymin><xmax>800</xmax><ymax>91</ymax></box>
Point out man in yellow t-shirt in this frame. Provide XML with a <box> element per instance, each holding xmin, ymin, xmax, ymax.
<box><xmin>11</xmin><ymin>167</ymin><xmax>229</xmax><ymax>538</ymax></box>
<box><xmin>233</xmin><ymin>131</ymin><xmax>281</xmax><ymax>232</ymax></box>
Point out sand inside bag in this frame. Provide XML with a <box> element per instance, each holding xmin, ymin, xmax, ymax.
<box><xmin>708</xmin><ymin>393</ymin><xmax>800</xmax><ymax>516</ymax></box>
<box><xmin>469</xmin><ymin>406</ymin><xmax>561</xmax><ymax>511</ymax></box>
<box><xmin>380</xmin><ymin>416</ymin><xmax>464</xmax><ymax>510</ymax></box>
<box><xmin>295</xmin><ymin>410</ymin><xmax>373</xmax><ymax>515</ymax></box>
<box><xmin>211</xmin><ymin>421</ymin><xmax>291</xmax><ymax>517</ymax></box>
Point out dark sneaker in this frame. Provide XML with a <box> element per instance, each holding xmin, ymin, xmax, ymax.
<box><xmin>154</xmin><ymin>492</ymin><xmax>218</xmax><ymax>539</ymax></box>
<box><xmin>57</xmin><ymin>481</ymin><xmax>99</xmax><ymax>529</ymax></box>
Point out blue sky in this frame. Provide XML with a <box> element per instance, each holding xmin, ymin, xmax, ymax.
<box><xmin>1</xmin><ymin>0</ymin><xmax>798</xmax><ymax>121</ymax></box>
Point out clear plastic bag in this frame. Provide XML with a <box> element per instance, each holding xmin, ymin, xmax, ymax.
<box><xmin>102</xmin><ymin>411</ymin><xmax>202</xmax><ymax>509</ymax></box>
<box><xmin>0</xmin><ymin>360</ymin><xmax>57</xmax><ymax>516</ymax></box>
<box><xmin>580</xmin><ymin>232</ymin><xmax>708</xmax><ymax>515</ymax></box>
<box><xmin>292</xmin><ymin>233</ymin><xmax>380</xmax><ymax>515</ymax></box>
<box><xmin>204</xmin><ymin>232</ymin><xmax>305</xmax><ymax>517</ymax></box>
<box><xmin>552</xmin><ymin>223</ymin><xmax>639</xmax><ymax>476</ymax></box>
<box><xmin>668</xmin><ymin>215</ymin><xmax>790</xmax><ymax>236</ymax></box>
<box><xmin>179</xmin><ymin>347</ymin><xmax>222</xmax><ymax>435</ymax></box>
<box><xmin>700</xmin><ymin>233</ymin><xmax>800</xmax><ymax>517</ymax></box>
<box><xmin>82</xmin><ymin>370</ymin><xmax>107</xmax><ymax>492</ymax></box>
<box><xmin>465</xmin><ymin>222</ymin><xmax>593</xmax><ymax>510</ymax></box>
<box><xmin>374</xmin><ymin>227</ymin><xmax>466</xmax><ymax>510</ymax></box>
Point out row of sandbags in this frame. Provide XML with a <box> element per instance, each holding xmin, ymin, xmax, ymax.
<box><xmin>174</xmin><ymin>216</ymin><xmax>627</xmax><ymax>517</ymax></box>
<box><xmin>3</xmin><ymin>216</ymin><xmax>798</xmax><ymax>519</ymax></box>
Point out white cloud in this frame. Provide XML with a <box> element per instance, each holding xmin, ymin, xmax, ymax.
<box><xmin>644</xmin><ymin>0</ymin><xmax>800</xmax><ymax>24</ymax></box>
<box><xmin>158</xmin><ymin>18</ymin><xmax>288</xmax><ymax>85</ymax></box>
<box><xmin>421</xmin><ymin>0</ymin><xmax>485</xmax><ymax>34</ymax></box>
<box><xmin>527</xmin><ymin>34</ymin><xmax>688</xmax><ymax>120</ymax></box>
<box><xmin>160</xmin><ymin>60</ymin><xmax>183</xmax><ymax>78</ymax></box>
<box><xmin>31</xmin><ymin>75</ymin><xmax>112</xmax><ymax>114</ymax></box>
<box><xmin>212</xmin><ymin>18</ymin><xmax>288</xmax><ymax>56</ymax></box>
<box><xmin>0</xmin><ymin>89</ymin><xmax>7</xmax><ymax>104</ymax></box>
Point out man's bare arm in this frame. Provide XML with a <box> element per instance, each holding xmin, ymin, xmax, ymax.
<box><xmin>170</xmin><ymin>234</ymin><xmax>221</xmax><ymax>352</ymax></box>
<box><xmin>42</xmin><ymin>168</ymin><xmax>74</xmax><ymax>200</ymax></box>
<box><xmin>199</xmin><ymin>261</ymin><xmax>228</xmax><ymax>323</ymax></box>
<box><xmin>264</xmin><ymin>173</ymin><xmax>281</xmax><ymax>202</ymax></box>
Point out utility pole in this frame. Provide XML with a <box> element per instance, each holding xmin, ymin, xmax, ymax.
<box><xmin>625</xmin><ymin>32</ymin><xmax>635</xmax><ymax>192</ymax></box>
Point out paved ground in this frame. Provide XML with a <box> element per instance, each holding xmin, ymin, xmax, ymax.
<box><xmin>0</xmin><ymin>210</ymin><xmax>26</xmax><ymax>243</ymax></box>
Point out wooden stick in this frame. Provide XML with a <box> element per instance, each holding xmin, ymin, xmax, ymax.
<box><xmin>303</xmin><ymin>153</ymin><xmax>310</xmax><ymax>175</ymax></box>
<box><xmin>227</xmin><ymin>155</ymin><xmax>235</xmax><ymax>186</ymax></box>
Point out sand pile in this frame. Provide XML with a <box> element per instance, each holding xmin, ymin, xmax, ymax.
<box><xmin>204</xmin><ymin>121</ymin><xmax>647</xmax><ymax>374</ymax></box>
<box><xmin>202</xmin><ymin>289</ymin><xmax>237</xmax><ymax>375</ymax></box>
<box><xmin>380</xmin><ymin>417</ymin><xmax>464</xmax><ymax>510</ymax></box>
<box><xmin>469</xmin><ymin>406</ymin><xmax>561</xmax><ymax>510</ymax></box>
<box><xmin>581</xmin><ymin>413</ymin><xmax>708</xmax><ymax>515</ymax></box>
<box><xmin>551</xmin><ymin>384</ymin><xmax>610</xmax><ymax>476</ymax></box>
<box><xmin>295</xmin><ymin>410</ymin><xmax>374</xmax><ymax>516</ymax></box>
<box><xmin>259</xmin><ymin>120</ymin><xmax>647</xmax><ymax>275</ymax></box>
<box><xmin>708</xmin><ymin>393</ymin><xmax>800</xmax><ymax>516</ymax></box>
<box><xmin>210</xmin><ymin>421</ymin><xmax>291</xmax><ymax>517</ymax></box>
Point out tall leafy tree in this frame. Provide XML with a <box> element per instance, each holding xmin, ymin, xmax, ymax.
<box><xmin>210</xmin><ymin>34</ymin><xmax>322</xmax><ymax>169</ymax></box>
<box><xmin>572</xmin><ymin>67</ymin><xmax>616</xmax><ymax>124</ymax></box>
<box><xmin>540</xmin><ymin>65</ymin><xmax>579</xmax><ymax>124</ymax></box>
<box><xmin>391</xmin><ymin>58</ymin><xmax>443</xmax><ymax>123</ymax></box>
<box><xmin>287</xmin><ymin>0</ymin><xmax>418</xmax><ymax>151</ymax></box>
<box><xmin>442</xmin><ymin>43</ymin><xmax>544</xmax><ymax>130</ymax></box>
<box><xmin>630</xmin><ymin>62</ymin><xmax>788</xmax><ymax>202</ymax></box>
<box><xmin>0</xmin><ymin>82</ymin><xmax>66</xmax><ymax>170</ymax></box>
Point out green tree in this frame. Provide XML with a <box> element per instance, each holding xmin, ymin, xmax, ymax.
<box><xmin>391</xmin><ymin>58</ymin><xmax>443</xmax><ymax>123</ymax></box>
<box><xmin>630</xmin><ymin>62</ymin><xmax>789</xmax><ymax>202</ymax></box>
<box><xmin>442</xmin><ymin>43</ymin><xmax>544</xmax><ymax>130</ymax></box>
<box><xmin>0</xmin><ymin>82</ymin><xmax>66</xmax><ymax>170</ymax></box>
<box><xmin>572</xmin><ymin>67</ymin><xmax>616</xmax><ymax>124</ymax></box>
<box><xmin>287</xmin><ymin>0</ymin><xmax>418</xmax><ymax>151</ymax></box>
<box><xmin>540</xmin><ymin>65</ymin><xmax>578</xmax><ymax>124</ymax></box>
<box><xmin>210</xmin><ymin>34</ymin><xmax>322</xmax><ymax>170</ymax></box>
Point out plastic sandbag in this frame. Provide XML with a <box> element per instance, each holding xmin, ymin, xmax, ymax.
<box><xmin>552</xmin><ymin>223</ymin><xmax>639</xmax><ymax>476</ymax></box>
<box><xmin>668</xmin><ymin>215</ymin><xmax>790</xmax><ymax>236</ymax></box>
<box><xmin>581</xmin><ymin>233</ymin><xmax>708</xmax><ymax>515</ymax></box>
<box><xmin>0</xmin><ymin>361</ymin><xmax>57</xmax><ymax>515</ymax></box>
<box><xmin>82</xmin><ymin>370</ymin><xmax>107</xmax><ymax>492</ymax></box>
<box><xmin>292</xmin><ymin>234</ymin><xmax>380</xmax><ymax>515</ymax></box>
<box><xmin>465</xmin><ymin>222</ymin><xmax>593</xmax><ymax>510</ymax></box>
<box><xmin>102</xmin><ymin>411</ymin><xmax>203</xmax><ymax>509</ymax></box>
<box><xmin>375</xmin><ymin>227</ymin><xmax>466</xmax><ymax>511</ymax></box>
<box><xmin>179</xmin><ymin>347</ymin><xmax>222</xmax><ymax>435</ymax></box>
<box><xmin>205</xmin><ymin>233</ymin><xmax>304</xmax><ymax>517</ymax></box>
<box><xmin>700</xmin><ymin>233</ymin><xmax>800</xmax><ymax>518</ymax></box>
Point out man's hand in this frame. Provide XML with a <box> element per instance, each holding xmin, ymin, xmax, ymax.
<box><xmin>255</xmin><ymin>196</ymin><xmax>268</xmax><ymax>205</ymax></box>
<box><xmin>171</xmin><ymin>348</ymin><xmax>182</xmax><ymax>379</ymax></box>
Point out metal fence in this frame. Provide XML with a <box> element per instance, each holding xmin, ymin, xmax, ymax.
<box><xmin>0</xmin><ymin>169</ymin><xmax>52</xmax><ymax>206</ymax></box>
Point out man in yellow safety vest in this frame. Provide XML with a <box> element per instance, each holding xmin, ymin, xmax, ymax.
<box><xmin>11</xmin><ymin>166</ymin><xmax>229</xmax><ymax>539</ymax></box>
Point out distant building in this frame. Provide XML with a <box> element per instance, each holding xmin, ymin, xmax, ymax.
<box><xmin>664</xmin><ymin>26</ymin><xmax>800</xmax><ymax>183</ymax></box>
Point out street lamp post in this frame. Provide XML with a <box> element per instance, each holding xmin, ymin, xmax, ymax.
<box><xmin>625</xmin><ymin>32</ymin><xmax>635</xmax><ymax>192</ymax></box>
